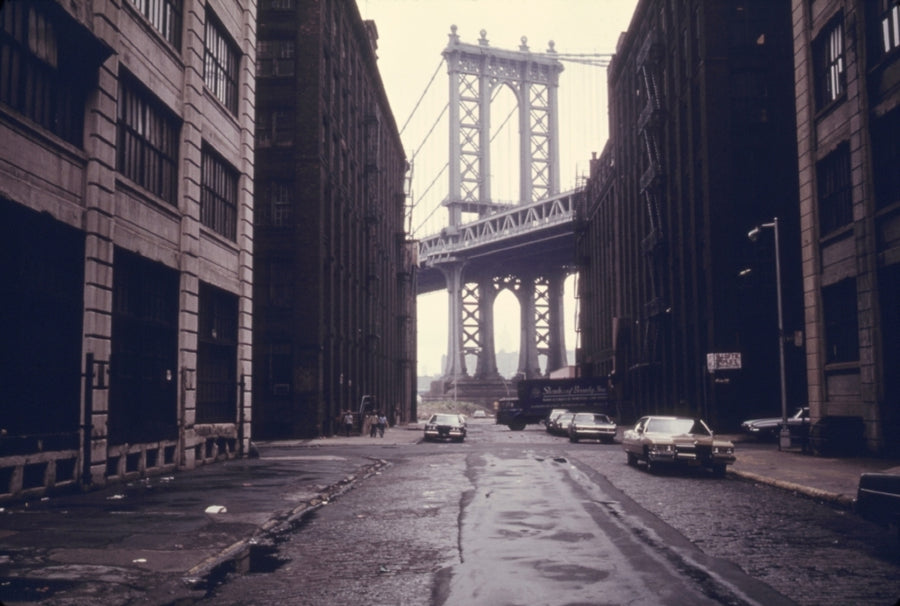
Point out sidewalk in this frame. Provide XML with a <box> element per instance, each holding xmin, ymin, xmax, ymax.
<box><xmin>724</xmin><ymin>434</ymin><xmax>900</xmax><ymax>509</ymax></box>
<box><xmin>0</xmin><ymin>425</ymin><xmax>897</xmax><ymax>605</ymax></box>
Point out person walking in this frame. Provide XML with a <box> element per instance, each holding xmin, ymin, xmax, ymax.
<box><xmin>343</xmin><ymin>411</ymin><xmax>354</xmax><ymax>437</ymax></box>
<box><xmin>377</xmin><ymin>412</ymin><xmax>387</xmax><ymax>438</ymax></box>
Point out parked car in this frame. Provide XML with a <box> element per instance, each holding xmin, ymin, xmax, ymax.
<box><xmin>472</xmin><ymin>409</ymin><xmax>487</xmax><ymax>418</ymax></box>
<box><xmin>856</xmin><ymin>472</ymin><xmax>900</xmax><ymax>538</ymax></box>
<box><xmin>548</xmin><ymin>412</ymin><xmax>576</xmax><ymax>436</ymax></box>
<box><xmin>621</xmin><ymin>416</ymin><xmax>736</xmax><ymax>476</ymax></box>
<box><xmin>544</xmin><ymin>409</ymin><xmax>571</xmax><ymax>433</ymax></box>
<box><xmin>740</xmin><ymin>406</ymin><xmax>810</xmax><ymax>440</ymax></box>
<box><xmin>423</xmin><ymin>414</ymin><xmax>467</xmax><ymax>442</ymax></box>
<box><xmin>567</xmin><ymin>412</ymin><xmax>617</xmax><ymax>443</ymax></box>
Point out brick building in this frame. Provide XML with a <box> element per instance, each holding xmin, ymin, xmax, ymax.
<box><xmin>1</xmin><ymin>0</ymin><xmax>256</xmax><ymax>501</ymax></box>
<box><xmin>253</xmin><ymin>0</ymin><xmax>415</xmax><ymax>439</ymax></box>
<box><xmin>791</xmin><ymin>0</ymin><xmax>900</xmax><ymax>454</ymax></box>
<box><xmin>575</xmin><ymin>1</ymin><xmax>804</xmax><ymax>430</ymax></box>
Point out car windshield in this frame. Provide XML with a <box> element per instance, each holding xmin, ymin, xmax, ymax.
<box><xmin>574</xmin><ymin>413</ymin><xmax>610</xmax><ymax>423</ymax></box>
<box><xmin>645</xmin><ymin>418</ymin><xmax>709</xmax><ymax>435</ymax></box>
<box><xmin>430</xmin><ymin>414</ymin><xmax>459</xmax><ymax>425</ymax></box>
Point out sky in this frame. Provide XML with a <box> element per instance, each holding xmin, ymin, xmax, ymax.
<box><xmin>357</xmin><ymin>0</ymin><xmax>640</xmax><ymax>378</ymax></box>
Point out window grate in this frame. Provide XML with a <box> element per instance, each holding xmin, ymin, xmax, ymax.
<box><xmin>204</xmin><ymin>10</ymin><xmax>239</xmax><ymax>114</ymax></box>
<box><xmin>817</xmin><ymin>143</ymin><xmax>852</xmax><ymax>235</ymax></box>
<box><xmin>197</xmin><ymin>283</ymin><xmax>238</xmax><ymax>424</ymax></box>
<box><xmin>0</xmin><ymin>3</ymin><xmax>86</xmax><ymax>145</ymax></box>
<box><xmin>814</xmin><ymin>17</ymin><xmax>845</xmax><ymax>108</ymax></box>
<box><xmin>128</xmin><ymin>0</ymin><xmax>182</xmax><ymax>50</ymax></box>
<box><xmin>201</xmin><ymin>145</ymin><xmax>238</xmax><ymax>240</ymax></box>
<box><xmin>117</xmin><ymin>73</ymin><xmax>180</xmax><ymax>204</ymax></box>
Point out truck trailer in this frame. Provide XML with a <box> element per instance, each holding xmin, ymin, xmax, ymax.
<box><xmin>495</xmin><ymin>377</ymin><xmax>610</xmax><ymax>430</ymax></box>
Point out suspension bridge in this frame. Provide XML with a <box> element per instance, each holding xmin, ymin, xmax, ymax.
<box><xmin>401</xmin><ymin>26</ymin><xmax>611</xmax><ymax>399</ymax></box>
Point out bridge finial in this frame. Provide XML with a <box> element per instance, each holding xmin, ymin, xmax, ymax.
<box><xmin>449</xmin><ymin>25</ymin><xmax>459</xmax><ymax>44</ymax></box>
<box><xmin>547</xmin><ymin>40</ymin><xmax>556</xmax><ymax>53</ymax></box>
<box><xmin>479</xmin><ymin>29</ymin><xmax>489</xmax><ymax>46</ymax></box>
<box><xmin>519</xmin><ymin>36</ymin><xmax>529</xmax><ymax>51</ymax></box>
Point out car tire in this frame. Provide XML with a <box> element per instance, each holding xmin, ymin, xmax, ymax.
<box><xmin>626</xmin><ymin>452</ymin><xmax>637</xmax><ymax>466</ymax></box>
<box><xmin>644</xmin><ymin>449</ymin><xmax>657</xmax><ymax>473</ymax></box>
<box><xmin>712</xmin><ymin>464</ymin><xmax>727</xmax><ymax>478</ymax></box>
<box><xmin>569</xmin><ymin>434</ymin><xmax>578</xmax><ymax>443</ymax></box>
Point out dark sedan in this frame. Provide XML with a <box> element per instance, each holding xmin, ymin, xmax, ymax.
<box><xmin>856</xmin><ymin>471</ymin><xmax>900</xmax><ymax>537</ymax></box>
<box><xmin>740</xmin><ymin>406</ymin><xmax>810</xmax><ymax>440</ymax></box>
<box><xmin>423</xmin><ymin>413</ymin><xmax>467</xmax><ymax>442</ymax></box>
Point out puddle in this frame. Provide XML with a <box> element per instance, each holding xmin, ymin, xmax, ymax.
<box><xmin>187</xmin><ymin>514</ymin><xmax>317</xmax><ymax>599</ymax></box>
<box><xmin>194</xmin><ymin>543</ymin><xmax>289</xmax><ymax>593</ymax></box>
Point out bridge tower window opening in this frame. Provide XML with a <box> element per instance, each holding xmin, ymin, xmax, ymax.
<box><xmin>493</xmin><ymin>285</ymin><xmax>521</xmax><ymax>379</ymax></box>
<box><xmin>489</xmin><ymin>83</ymin><xmax>520</xmax><ymax>207</ymax></box>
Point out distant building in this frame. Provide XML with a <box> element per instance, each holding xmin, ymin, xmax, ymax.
<box><xmin>790</xmin><ymin>1</ymin><xmax>900</xmax><ymax>454</ymax></box>
<box><xmin>253</xmin><ymin>0</ymin><xmax>415</xmax><ymax>438</ymax></box>
<box><xmin>1</xmin><ymin>0</ymin><xmax>256</xmax><ymax>501</ymax></box>
<box><xmin>576</xmin><ymin>1</ymin><xmax>804</xmax><ymax>430</ymax></box>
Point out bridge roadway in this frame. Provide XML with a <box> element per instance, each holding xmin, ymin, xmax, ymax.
<box><xmin>415</xmin><ymin>189</ymin><xmax>582</xmax><ymax>294</ymax></box>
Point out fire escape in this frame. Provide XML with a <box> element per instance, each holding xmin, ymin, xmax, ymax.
<box><xmin>636</xmin><ymin>31</ymin><xmax>666</xmax><ymax>371</ymax></box>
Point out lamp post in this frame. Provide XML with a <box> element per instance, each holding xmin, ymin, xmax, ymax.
<box><xmin>748</xmin><ymin>217</ymin><xmax>790</xmax><ymax>450</ymax></box>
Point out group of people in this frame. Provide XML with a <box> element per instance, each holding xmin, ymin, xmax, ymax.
<box><xmin>338</xmin><ymin>410</ymin><xmax>388</xmax><ymax>437</ymax></box>
<box><xmin>368</xmin><ymin>411</ymin><xmax>388</xmax><ymax>438</ymax></box>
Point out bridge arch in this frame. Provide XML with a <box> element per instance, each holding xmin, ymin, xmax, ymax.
<box><xmin>489</xmin><ymin>83</ymin><xmax>521</xmax><ymax>204</ymax></box>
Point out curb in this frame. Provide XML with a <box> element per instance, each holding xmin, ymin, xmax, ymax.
<box><xmin>729</xmin><ymin>468</ymin><xmax>856</xmax><ymax>510</ymax></box>
<box><xmin>147</xmin><ymin>458</ymin><xmax>390</xmax><ymax>604</ymax></box>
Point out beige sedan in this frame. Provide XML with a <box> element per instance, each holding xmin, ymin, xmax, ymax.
<box><xmin>621</xmin><ymin>415</ymin><xmax>735</xmax><ymax>476</ymax></box>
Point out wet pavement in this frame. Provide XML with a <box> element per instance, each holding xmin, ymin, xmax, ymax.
<box><xmin>0</xmin><ymin>424</ymin><xmax>897</xmax><ymax>605</ymax></box>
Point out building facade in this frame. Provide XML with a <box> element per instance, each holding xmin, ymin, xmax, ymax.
<box><xmin>253</xmin><ymin>0</ymin><xmax>415</xmax><ymax>439</ymax></box>
<box><xmin>1</xmin><ymin>0</ymin><xmax>256</xmax><ymax>501</ymax></box>
<box><xmin>791</xmin><ymin>0</ymin><xmax>900</xmax><ymax>454</ymax></box>
<box><xmin>576</xmin><ymin>0</ymin><xmax>804</xmax><ymax>430</ymax></box>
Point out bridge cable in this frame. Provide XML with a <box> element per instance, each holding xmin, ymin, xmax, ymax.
<box><xmin>411</xmin><ymin>164</ymin><xmax>449</xmax><ymax>235</ymax></box>
<box><xmin>399</xmin><ymin>57</ymin><xmax>446</xmax><ymax>137</ymax></box>
<box><xmin>410</xmin><ymin>88</ymin><xmax>519</xmax><ymax>236</ymax></box>
<box><xmin>409</xmin><ymin>102</ymin><xmax>449</xmax><ymax>162</ymax></box>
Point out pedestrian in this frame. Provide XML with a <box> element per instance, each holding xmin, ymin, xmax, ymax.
<box><xmin>369</xmin><ymin>413</ymin><xmax>378</xmax><ymax>437</ymax></box>
<box><xmin>343</xmin><ymin>410</ymin><xmax>354</xmax><ymax>437</ymax></box>
<box><xmin>377</xmin><ymin>411</ymin><xmax>387</xmax><ymax>438</ymax></box>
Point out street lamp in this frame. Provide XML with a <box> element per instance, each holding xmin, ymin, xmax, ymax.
<box><xmin>748</xmin><ymin>217</ymin><xmax>790</xmax><ymax>450</ymax></box>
